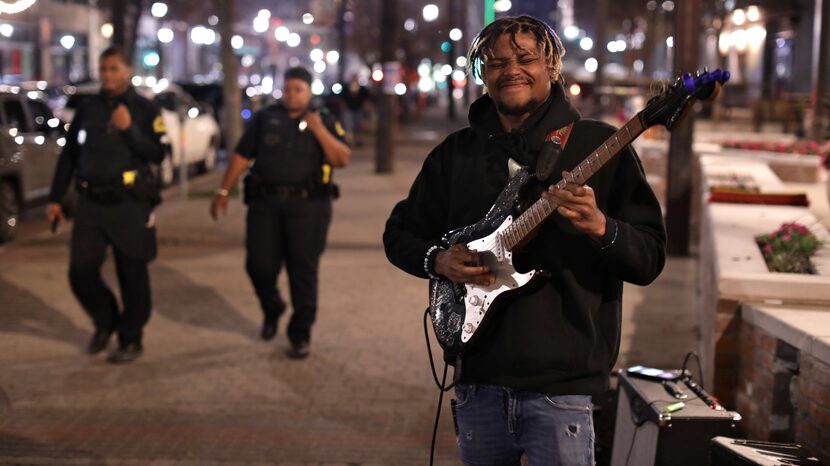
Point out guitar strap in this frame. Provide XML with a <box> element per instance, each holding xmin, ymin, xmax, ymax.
<box><xmin>536</xmin><ymin>122</ymin><xmax>575</xmax><ymax>181</ymax></box>
<box><xmin>545</xmin><ymin>121</ymin><xmax>574</xmax><ymax>147</ymax></box>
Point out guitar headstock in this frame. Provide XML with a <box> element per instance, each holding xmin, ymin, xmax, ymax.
<box><xmin>641</xmin><ymin>68</ymin><xmax>730</xmax><ymax>131</ymax></box>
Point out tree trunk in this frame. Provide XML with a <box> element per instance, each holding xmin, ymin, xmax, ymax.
<box><xmin>111</xmin><ymin>0</ymin><xmax>143</xmax><ymax>65</ymax></box>
<box><xmin>219</xmin><ymin>0</ymin><xmax>243</xmax><ymax>154</ymax></box>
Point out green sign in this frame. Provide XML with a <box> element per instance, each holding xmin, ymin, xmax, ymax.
<box><xmin>484</xmin><ymin>0</ymin><xmax>494</xmax><ymax>25</ymax></box>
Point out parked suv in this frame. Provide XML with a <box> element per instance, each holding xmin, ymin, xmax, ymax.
<box><xmin>0</xmin><ymin>87</ymin><xmax>74</xmax><ymax>243</ymax></box>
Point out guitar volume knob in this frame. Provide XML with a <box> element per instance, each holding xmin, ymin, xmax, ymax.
<box><xmin>468</xmin><ymin>295</ymin><xmax>482</xmax><ymax>306</ymax></box>
<box><xmin>463</xmin><ymin>323</ymin><xmax>475</xmax><ymax>334</ymax></box>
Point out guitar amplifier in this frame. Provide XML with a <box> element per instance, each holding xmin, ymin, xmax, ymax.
<box><xmin>610</xmin><ymin>370</ymin><xmax>741</xmax><ymax>466</ymax></box>
<box><xmin>710</xmin><ymin>437</ymin><xmax>822</xmax><ymax>465</ymax></box>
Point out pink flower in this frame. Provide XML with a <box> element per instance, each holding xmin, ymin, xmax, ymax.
<box><xmin>763</xmin><ymin>244</ymin><xmax>773</xmax><ymax>255</ymax></box>
<box><xmin>783</xmin><ymin>232</ymin><xmax>793</xmax><ymax>241</ymax></box>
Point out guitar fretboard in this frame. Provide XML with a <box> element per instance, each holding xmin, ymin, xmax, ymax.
<box><xmin>501</xmin><ymin>115</ymin><xmax>646</xmax><ymax>250</ymax></box>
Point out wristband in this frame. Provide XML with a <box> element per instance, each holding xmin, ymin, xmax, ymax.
<box><xmin>215</xmin><ymin>188</ymin><xmax>229</xmax><ymax>197</ymax></box>
<box><xmin>424</xmin><ymin>245</ymin><xmax>445</xmax><ymax>280</ymax></box>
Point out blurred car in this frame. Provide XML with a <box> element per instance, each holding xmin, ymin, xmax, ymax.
<box><xmin>60</xmin><ymin>82</ymin><xmax>220</xmax><ymax>186</ymax></box>
<box><xmin>0</xmin><ymin>86</ymin><xmax>75</xmax><ymax>243</ymax></box>
<box><xmin>147</xmin><ymin>84</ymin><xmax>220</xmax><ymax>185</ymax></box>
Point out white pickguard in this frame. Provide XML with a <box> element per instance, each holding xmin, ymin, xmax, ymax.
<box><xmin>461</xmin><ymin>215</ymin><xmax>535</xmax><ymax>342</ymax></box>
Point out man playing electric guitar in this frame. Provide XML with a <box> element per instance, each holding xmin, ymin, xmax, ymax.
<box><xmin>384</xmin><ymin>16</ymin><xmax>666</xmax><ymax>465</ymax></box>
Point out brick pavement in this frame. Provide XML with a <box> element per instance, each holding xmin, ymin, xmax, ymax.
<box><xmin>0</xmin><ymin>107</ymin><xmax>701</xmax><ymax>464</ymax></box>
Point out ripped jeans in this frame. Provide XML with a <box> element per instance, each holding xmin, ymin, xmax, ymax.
<box><xmin>452</xmin><ymin>384</ymin><xmax>595</xmax><ymax>466</ymax></box>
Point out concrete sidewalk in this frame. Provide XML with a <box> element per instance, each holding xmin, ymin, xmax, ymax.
<box><xmin>0</xmin><ymin>107</ymin><xmax>700</xmax><ymax>465</ymax></box>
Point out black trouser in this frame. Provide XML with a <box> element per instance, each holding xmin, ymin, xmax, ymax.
<box><xmin>69</xmin><ymin>195</ymin><xmax>156</xmax><ymax>345</ymax></box>
<box><xmin>245</xmin><ymin>196</ymin><xmax>332</xmax><ymax>345</ymax></box>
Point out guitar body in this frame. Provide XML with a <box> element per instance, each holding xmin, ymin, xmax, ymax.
<box><xmin>429</xmin><ymin>167</ymin><xmax>544</xmax><ymax>353</ymax></box>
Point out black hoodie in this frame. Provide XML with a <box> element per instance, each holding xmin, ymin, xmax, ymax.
<box><xmin>383</xmin><ymin>83</ymin><xmax>666</xmax><ymax>395</ymax></box>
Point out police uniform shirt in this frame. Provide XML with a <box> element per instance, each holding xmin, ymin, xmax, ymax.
<box><xmin>49</xmin><ymin>86</ymin><xmax>166</xmax><ymax>202</ymax></box>
<box><xmin>235</xmin><ymin>103</ymin><xmax>346</xmax><ymax>185</ymax></box>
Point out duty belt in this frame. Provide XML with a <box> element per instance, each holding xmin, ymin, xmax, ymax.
<box><xmin>261</xmin><ymin>184</ymin><xmax>310</xmax><ymax>200</ymax></box>
<box><xmin>76</xmin><ymin>178</ymin><xmax>130</xmax><ymax>204</ymax></box>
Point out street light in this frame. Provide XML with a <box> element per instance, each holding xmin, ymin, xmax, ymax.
<box><xmin>275</xmin><ymin>26</ymin><xmax>290</xmax><ymax>41</ymax></box>
<box><xmin>0</xmin><ymin>0</ymin><xmax>36</xmax><ymax>15</ymax></box>
<box><xmin>585</xmin><ymin>57</ymin><xmax>598</xmax><ymax>72</ymax></box>
<box><xmin>253</xmin><ymin>15</ymin><xmax>269</xmax><ymax>33</ymax></box>
<box><xmin>449</xmin><ymin>28</ymin><xmax>463</xmax><ymax>41</ymax></box>
<box><xmin>579</xmin><ymin>37</ymin><xmax>593</xmax><ymax>50</ymax></box>
<box><xmin>746</xmin><ymin>6</ymin><xmax>760</xmax><ymax>22</ymax></box>
<box><xmin>231</xmin><ymin>35</ymin><xmax>244</xmax><ymax>50</ymax></box>
<box><xmin>287</xmin><ymin>33</ymin><xmax>301</xmax><ymax>47</ymax></box>
<box><xmin>157</xmin><ymin>27</ymin><xmax>174</xmax><ymax>43</ymax></box>
<box><xmin>190</xmin><ymin>26</ymin><xmax>215</xmax><ymax>45</ymax></box>
<box><xmin>60</xmin><ymin>35</ymin><xmax>75</xmax><ymax>49</ymax></box>
<box><xmin>101</xmin><ymin>23</ymin><xmax>113</xmax><ymax>39</ymax></box>
<box><xmin>563</xmin><ymin>25</ymin><xmax>579</xmax><ymax>40</ymax></box>
<box><xmin>0</xmin><ymin>24</ymin><xmax>13</xmax><ymax>38</ymax></box>
<box><xmin>151</xmin><ymin>2</ymin><xmax>167</xmax><ymax>18</ymax></box>
<box><xmin>302</xmin><ymin>13</ymin><xmax>314</xmax><ymax>24</ymax></box>
<box><xmin>493</xmin><ymin>0</ymin><xmax>512</xmax><ymax>13</ymax></box>
<box><xmin>732</xmin><ymin>9</ymin><xmax>746</xmax><ymax>26</ymax></box>
<box><xmin>423</xmin><ymin>4</ymin><xmax>439</xmax><ymax>22</ymax></box>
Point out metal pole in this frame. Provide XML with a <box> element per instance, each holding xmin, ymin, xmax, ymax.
<box><xmin>447</xmin><ymin>0</ymin><xmax>457</xmax><ymax>120</ymax></box>
<box><xmin>337</xmin><ymin>0</ymin><xmax>347</xmax><ymax>87</ymax></box>
<box><xmin>375</xmin><ymin>0</ymin><xmax>398</xmax><ymax>173</ymax></box>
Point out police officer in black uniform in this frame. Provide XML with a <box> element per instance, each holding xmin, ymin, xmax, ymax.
<box><xmin>211</xmin><ymin>67</ymin><xmax>350</xmax><ymax>359</ymax></box>
<box><xmin>48</xmin><ymin>46</ymin><xmax>166</xmax><ymax>364</ymax></box>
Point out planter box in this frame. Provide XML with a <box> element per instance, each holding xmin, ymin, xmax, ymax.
<box><xmin>698</xmin><ymin>155</ymin><xmax>830</xmax><ymax>408</ymax></box>
<box><xmin>716</xmin><ymin>149</ymin><xmax>824</xmax><ymax>183</ymax></box>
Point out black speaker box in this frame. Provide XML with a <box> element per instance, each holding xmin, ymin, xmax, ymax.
<box><xmin>610</xmin><ymin>370</ymin><xmax>741</xmax><ymax>466</ymax></box>
<box><xmin>710</xmin><ymin>437</ymin><xmax>822</xmax><ymax>465</ymax></box>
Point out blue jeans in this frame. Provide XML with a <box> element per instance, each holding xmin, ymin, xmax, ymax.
<box><xmin>453</xmin><ymin>384</ymin><xmax>595</xmax><ymax>466</ymax></box>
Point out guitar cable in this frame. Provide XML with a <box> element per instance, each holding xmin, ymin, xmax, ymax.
<box><xmin>423</xmin><ymin>307</ymin><xmax>458</xmax><ymax>466</ymax></box>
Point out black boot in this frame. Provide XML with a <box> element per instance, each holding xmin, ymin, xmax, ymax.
<box><xmin>87</xmin><ymin>329</ymin><xmax>113</xmax><ymax>354</ymax></box>
<box><xmin>261</xmin><ymin>316</ymin><xmax>278</xmax><ymax>341</ymax></box>
<box><xmin>107</xmin><ymin>342</ymin><xmax>143</xmax><ymax>364</ymax></box>
<box><xmin>285</xmin><ymin>340</ymin><xmax>310</xmax><ymax>360</ymax></box>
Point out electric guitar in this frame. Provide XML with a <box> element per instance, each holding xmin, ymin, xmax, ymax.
<box><xmin>429</xmin><ymin>69</ymin><xmax>730</xmax><ymax>354</ymax></box>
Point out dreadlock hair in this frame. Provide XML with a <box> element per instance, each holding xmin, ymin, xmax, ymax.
<box><xmin>467</xmin><ymin>15</ymin><xmax>566</xmax><ymax>86</ymax></box>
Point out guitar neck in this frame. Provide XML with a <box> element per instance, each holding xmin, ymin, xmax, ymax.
<box><xmin>502</xmin><ymin>114</ymin><xmax>647</xmax><ymax>251</ymax></box>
